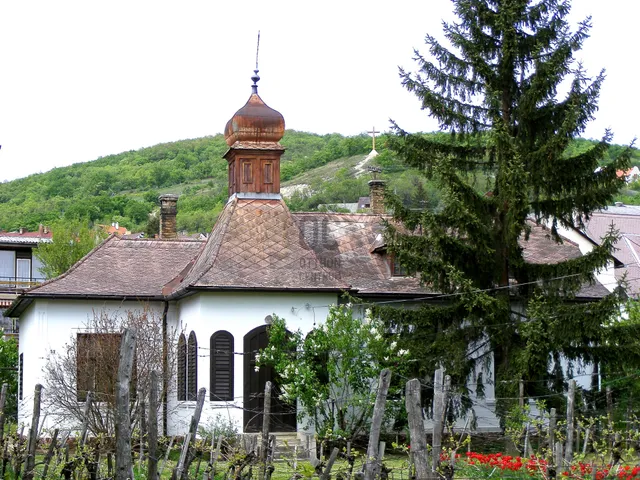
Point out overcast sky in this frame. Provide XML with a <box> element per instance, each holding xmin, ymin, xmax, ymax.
<box><xmin>1</xmin><ymin>1</ymin><xmax>637</xmax><ymax>182</ymax></box>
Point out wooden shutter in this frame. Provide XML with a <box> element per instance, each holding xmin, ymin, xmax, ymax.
<box><xmin>187</xmin><ymin>331</ymin><xmax>198</xmax><ymax>401</ymax></box>
<box><xmin>177</xmin><ymin>334</ymin><xmax>186</xmax><ymax>401</ymax></box>
<box><xmin>210</xmin><ymin>331</ymin><xmax>234</xmax><ymax>401</ymax></box>
<box><xmin>19</xmin><ymin>354</ymin><xmax>23</xmax><ymax>401</ymax></box>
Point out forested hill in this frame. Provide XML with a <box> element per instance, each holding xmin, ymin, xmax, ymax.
<box><xmin>0</xmin><ymin>131</ymin><xmax>637</xmax><ymax>234</ymax></box>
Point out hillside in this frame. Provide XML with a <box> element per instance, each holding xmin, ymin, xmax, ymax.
<box><xmin>0</xmin><ymin>132</ymin><xmax>637</xmax><ymax>234</ymax></box>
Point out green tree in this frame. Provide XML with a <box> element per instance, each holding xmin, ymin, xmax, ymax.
<box><xmin>35</xmin><ymin>220</ymin><xmax>106</xmax><ymax>279</ymax></box>
<box><xmin>0</xmin><ymin>336</ymin><xmax>18</xmax><ymax>420</ymax></box>
<box><xmin>382</xmin><ymin>0</ymin><xmax>634</xmax><ymax>411</ymax></box>
<box><xmin>257</xmin><ymin>305</ymin><xmax>410</xmax><ymax>441</ymax></box>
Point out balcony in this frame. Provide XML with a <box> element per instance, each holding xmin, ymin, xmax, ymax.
<box><xmin>0</xmin><ymin>276</ymin><xmax>43</xmax><ymax>293</ymax></box>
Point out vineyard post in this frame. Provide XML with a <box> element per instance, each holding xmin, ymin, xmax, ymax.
<box><xmin>565</xmin><ymin>379</ymin><xmax>575</xmax><ymax>465</ymax></box>
<box><xmin>79</xmin><ymin>390</ymin><xmax>94</xmax><ymax>448</ymax></box>
<box><xmin>549</xmin><ymin>407</ymin><xmax>556</xmax><ymax>462</ymax></box>
<box><xmin>22</xmin><ymin>383</ymin><xmax>42</xmax><ymax>480</ymax></box>
<box><xmin>41</xmin><ymin>428</ymin><xmax>59</xmax><ymax>478</ymax></box>
<box><xmin>432</xmin><ymin>368</ymin><xmax>444</xmax><ymax>472</ymax></box>
<box><xmin>174</xmin><ymin>387</ymin><xmax>206</xmax><ymax>480</ymax></box>
<box><xmin>115</xmin><ymin>328</ymin><xmax>137</xmax><ymax>480</ymax></box>
<box><xmin>260</xmin><ymin>380</ymin><xmax>272</xmax><ymax>479</ymax></box>
<box><xmin>147</xmin><ymin>370</ymin><xmax>159</xmax><ymax>480</ymax></box>
<box><xmin>405</xmin><ymin>378</ymin><xmax>429</xmax><ymax>479</ymax></box>
<box><xmin>364</xmin><ymin>368</ymin><xmax>391</xmax><ymax>480</ymax></box>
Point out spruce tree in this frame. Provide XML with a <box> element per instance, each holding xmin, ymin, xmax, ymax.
<box><xmin>380</xmin><ymin>0</ymin><xmax>635</xmax><ymax>411</ymax></box>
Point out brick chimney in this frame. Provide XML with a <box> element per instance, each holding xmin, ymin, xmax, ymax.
<box><xmin>368</xmin><ymin>180</ymin><xmax>386</xmax><ymax>215</ymax></box>
<box><xmin>159</xmin><ymin>194</ymin><xmax>179</xmax><ymax>240</ymax></box>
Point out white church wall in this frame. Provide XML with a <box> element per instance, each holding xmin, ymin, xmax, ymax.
<box><xmin>18</xmin><ymin>298</ymin><xmax>166</xmax><ymax>431</ymax></box>
<box><xmin>168</xmin><ymin>291</ymin><xmax>337</xmax><ymax>436</ymax></box>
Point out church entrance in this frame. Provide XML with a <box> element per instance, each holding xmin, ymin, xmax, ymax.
<box><xmin>243</xmin><ymin>325</ymin><xmax>297</xmax><ymax>432</ymax></box>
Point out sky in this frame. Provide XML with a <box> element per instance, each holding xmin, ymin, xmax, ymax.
<box><xmin>1</xmin><ymin>1</ymin><xmax>638</xmax><ymax>182</ymax></box>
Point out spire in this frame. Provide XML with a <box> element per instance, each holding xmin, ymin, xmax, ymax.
<box><xmin>251</xmin><ymin>31</ymin><xmax>261</xmax><ymax>94</ymax></box>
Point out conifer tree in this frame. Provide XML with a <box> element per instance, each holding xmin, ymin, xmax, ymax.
<box><xmin>380</xmin><ymin>0</ymin><xmax>635</xmax><ymax>410</ymax></box>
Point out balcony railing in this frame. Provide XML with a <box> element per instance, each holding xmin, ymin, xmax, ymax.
<box><xmin>0</xmin><ymin>276</ymin><xmax>43</xmax><ymax>291</ymax></box>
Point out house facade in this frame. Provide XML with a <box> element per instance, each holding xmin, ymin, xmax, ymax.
<box><xmin>0</xmin><ymin>226</ymin><xmax>51</xmax><ymax>335</ymax></box>
<box><xmin>7</xmin><ymin>73</ymin><xmax>612</xmax><ymax>436</ymax></box>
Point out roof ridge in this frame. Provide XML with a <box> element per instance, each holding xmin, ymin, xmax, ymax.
<box><xmin>169</xmin><ymin>197</ymin><xmax>239</xmax><ymax>295</ymax></box>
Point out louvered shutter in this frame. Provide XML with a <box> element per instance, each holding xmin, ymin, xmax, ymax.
<box><xmin>177</xmin><ymin>334</ymin><xmax>186</xmax><ymax>401</ymax></box>
<box><xmin>187</xmin><ymin>331</ymin><xmax>198</xmax><ymax>401</ymax></box>
<box><xmin>210</xmin><ymin>331</ymin><xmax>234</xmax><ymax>401</ymax></box>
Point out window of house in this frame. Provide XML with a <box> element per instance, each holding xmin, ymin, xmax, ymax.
<box><xmin>76</xmin><ymin>333</ymin><xmax>125</xmax><ymax>402</ymax></box>
<box><xmin>263</xmin><ymin>163</ymin><xmax>273</xmax><ymax>184</ymax></box>
<box><xmin>242</xmin><ymin>162</ymin><xmax>253</xmax><ymax>184</ymax></box>
<box><xmin>390</xmin><ymin>254</ymin><xmax>408</xmax><ymax>277</ymax></box>
<box><xmin>0</xmin><ymin>251</ymin><xmax>15</xmax><ymax>286</ymax></box>
<box><xmin>177</xmin><ymin>331</ymin><xmax>198</xmax><ymax>401</ymax></box>
<box><xmin>210</xmin><ymin>331</ymin><xmax>234</xmax><ymax>401</ymax></box>
<box><xmin>16</xmin><ymin>258</ymin><xmax>31</xmax><ymax>284</ymax></box>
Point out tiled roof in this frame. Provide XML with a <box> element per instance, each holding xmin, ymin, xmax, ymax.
<box><xmin>584</xmin><ymin>207</ymin><xmax>640</xmax><ymax>296</ymax></box>
<box><xmin>0</xmin><ymin>230</ymin><xmax>52</xmax><ymax>244</ymax></box>
<box><xmin>292</xmin><ymin>212</ymin><xmax>426</xmax><ymax>295</ymax></box>
<box><xmin>170</xmin><ymin>197</ymin><xmax>348</xmax><ymax>294</ymax></box>
<box><xmin>24</xmin><ymin>236</ymin><xmax>204</xmax><ymax>298</ymax></box>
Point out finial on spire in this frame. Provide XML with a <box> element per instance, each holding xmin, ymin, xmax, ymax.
<box><xmin>251</xmin><ymin>31</ymin><xmax>261</xmax><ymax>94</ymax></box>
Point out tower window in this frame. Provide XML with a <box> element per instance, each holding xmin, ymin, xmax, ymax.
<box><xmin>263</xmin><ymin>163</ymin><xmax>273</xmax><ymax>184</ymax></box>
<box><xmin>242</xmin><ymin>162</ymin><xmax>253</xmax><ymax>184</ymax></box>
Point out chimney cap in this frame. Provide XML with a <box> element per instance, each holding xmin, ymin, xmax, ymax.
<box><xmin>159</xmin><ymin>194</ymin><xmax>179</xmax><ymax>202</ymax></box>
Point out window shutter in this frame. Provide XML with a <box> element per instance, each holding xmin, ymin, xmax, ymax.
<box><xmin>177</xmin><ymin>334</ymin><xmax>186</xmax><ymax>401</ymax></box>
<box><xmin>187</xmin><ymin>331</ymin><xmax>198</xmax><ymax>401</ymax></box>
<box><xmin>210</xmin><ymin>331</ymin><xmax>234</xmax><ymax>401</ymax></box>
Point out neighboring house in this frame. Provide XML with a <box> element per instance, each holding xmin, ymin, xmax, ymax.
<box><xmin>560</xmin><ymin>204</ymin><xmax>640</xmax><ymax>297</ymax></box>
<box><xmin>616</xmin><ymin>167</ymin><xmax>640</xmax><ymax>183</ymax></box>
<box><xmin>0</xmin><ymin>226</ymin><xmax>51</xmax><ymax>335</ymax></box>
<box><xmin>6</xmin><ymin>75</ymin><xmax>613</xmax><ymax>436</ymax></box>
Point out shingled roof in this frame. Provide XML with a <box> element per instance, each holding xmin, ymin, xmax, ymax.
<box><xmin>6</xmin><ymin>200</ymin><xmax>612</xmax><ymax>317</ymax></box>
<box><xmin>167</xmin><ymin>196</ymin><xmax>348</xmax><ymax>295</ymax></box>
<box><xmin>12</xmin><ymin>236</ymin><xmax>203</xmax><ymax>303</ymax></box>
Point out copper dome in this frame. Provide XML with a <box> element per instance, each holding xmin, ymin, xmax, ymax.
<box><xmin>224</xmin><ymin>92</ymin><xmax>285</xmax><ymax>146</ymax></box>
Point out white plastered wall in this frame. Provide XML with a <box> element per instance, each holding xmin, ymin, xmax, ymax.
<box><xmin>167</xmin><ymin>290</ymin><xmax>338</xmax><ymax>437</ymax></box>
<box><xmin>18</xmin><ymin>299</ymin><xmax>166</xmax><ymax>431</ymax></box>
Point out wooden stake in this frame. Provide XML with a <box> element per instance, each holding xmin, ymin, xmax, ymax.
<box><xmin>260</xmin><ymin>380</ymin><xmax>272</xmax><ymax>479</ymax></box>
<box><xmin>147</xmin><ymin>370</ymin><xmax>159</xmax><ymax>480</ymax></box>
<box><xmin>174</xmin><ymin>387</ymin><xmax>206</xmax><ymax>480</ymax></box>
<box><xmin>79</xmin><ymin>390</ymin><xmax>93</xmax><ymax>448</ymax></box>
<box><xmin>0</xmin><ymin>383</ymin><xmax>7</xmax><ymax>452</ymax></box>
<box><xmin>22</xmin><ymin>383</ymin><xmax>42</xmax><ymax>480</ymax></box>
<box><xmin>115</xmin><ymin>328</ymin><xmax>137</xmax><ymax>480</ymax></box>
<box><xmin>41</xmin><ymin>428</ymin><xmax>59</xmax><ymax>478</ymax></box>
<box><xmin>565</xmin><ymin>380</ymin><xmax>575</xmax><ymax>465</ymax></box>
<box><xmin>405</xmin><ymin>378</ymin><xmax>429</xmax><ymax>479</ymax></box>
<box><xmin>364</xmin><ymin>369</ymin><xmax>391</xmax><ymax>480</ymax></box>
<box><xmin>319</xmin><ymin>447</ymin><xmax>340</xmax><ymax>480</ymax></box>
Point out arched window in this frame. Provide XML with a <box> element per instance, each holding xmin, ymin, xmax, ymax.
<box><xmin>177</xmin><ymin>334</ymin><xmax>186</xmax><ymax>401</ymax></box>
<box><xmin>187</xmin><ymin>331</ymin><xmax>198</xmax><ymax>401</ymax></box>
<box><xmin>210</xmin><ymin>331</ymin><xmax>234</xmax><ymax>401</ymax></box>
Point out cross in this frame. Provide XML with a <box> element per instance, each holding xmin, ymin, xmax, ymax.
<box><xmin>367</xmin><ymin>126</ymin><xmax>380</xmax><ymax>151</ymax></box>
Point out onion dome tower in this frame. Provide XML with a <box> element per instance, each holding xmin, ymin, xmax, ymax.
<box><xmin>223</xmin><ymin>69</ymin><xmax>285</xmax><ymax>197</ymax></box>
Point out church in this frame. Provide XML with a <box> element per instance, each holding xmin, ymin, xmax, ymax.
<box><xmin>7</xmin><ymin>70</ymin><xmax>612</xmax><ymax>436</ymax></box>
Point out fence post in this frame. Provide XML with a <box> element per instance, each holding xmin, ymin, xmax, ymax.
<box><xmin>115</xmin><ymin>328</ymin><xmax>137</xmax><ymax>480</ymax></box>
<box><xmin>565</xmin><ymin>379</ymin><xmax>575</xmax><ymax>465</ymax></box>
<box><xmin>22</xmin><ymin>383</ymin><xmax>42</xmax><ymax>480</ymax></box>
<box><xmin>432</xmin><ymin>368</ymin><xmax>444</xmax><ymax>472</ymax></box>
<box><xmin>260</xmin><ymin>380</ymin><xmax>272</xmax><ymax>479</ymax></box>
<box><xmin>79</xmin><ymin>390</ymin><xmax>94</xmax><ymax>448</ymax></box>
<box><xmin>41</xmin><ymin>428</ymin><xmax>59</xmax><ymax>478</ymax></box>
<box><xmin>406</xmin><ymin>378</ymin><xmax>429</xmax><ymax>479</ymax></box>
<box><xmin>174</xmin><ymin>387</ymin><xmax>206</xmax><ymax>480</ymax></box>
<box><xmin>147</xmin><ymin>370</ymin><xmax>159</xmax><ymax>480</ymax></box>
<box><xmin>364</xmin><ymin>369</ymin><xmax>391</xmax><ymax>480</ymax></box>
